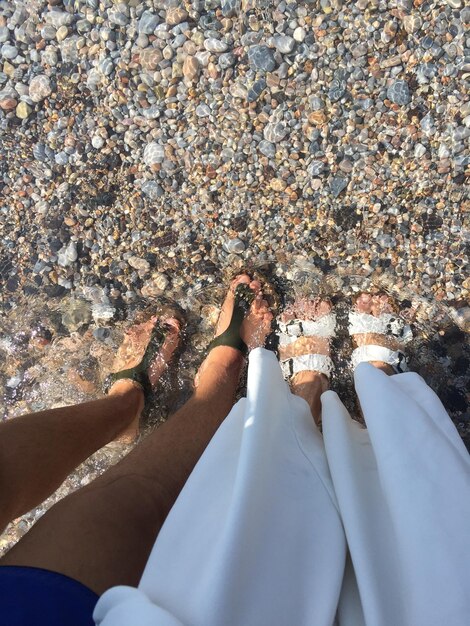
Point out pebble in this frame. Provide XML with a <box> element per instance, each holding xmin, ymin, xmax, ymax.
<box><xmin>56</xmin><ymin>25</ymin><xmax>69</xmax><ymax>42</ymax></box>
<box><xmin>204</xmin><ymin>38</ymin><xmax>229</xmax><ymax>53</ymax></box>
<box><xmin>293</xmin><ymin>27</ymin><xmax>306</xmax><ymax>43</ymax></box>
<box><xmin>330</xmin><ymin>177</ymin><xmax>348</xmax><ymax>198</ymax></box>
<box><xmin>183</xmin><ymin>56</ymin><xmax>199</xmax><ymax>82</ymax></box>
<box><xmin>414</xmin><ymin>143</ymin><xmax>426</xmax><ymax>158</ymax></box>
<box><xmin>57</xmin><ymin>242</ymin><xmax>78</xmax><ymax>267</ymax></box>
<box><xmin>1</xmin><ymin>44</ymin><xmax>18</xmax><ymax>60</ymax></box>
<box><xmin>29</xmin><ymin>75</ymin><xmax>52</xmax><ymax>102</ymax></box>
<box><xmin>196</xmin><ymin>104</ymin><xmax>210</xmax><ymax>117</ymax></box>
<box><xmin>224</xmin><ymin>238</ymin><xmax>245</xmax><ymax>254</ymax></box>
<box><xmin>308</xmin><ymin>161</ymin><xmax>325</xmax><ymax>176</ymax></box>
<box><xmin>92</xmin><ymin>304</ymin><xmax>115</xmax><ymax>323</ymax></box>
<box><xmin>62</xmin><ymin>300</ymin><xmax>91</xmax><ymax>331</ymax></box>
<box><xmin>403</xmin><ymin>15</ymin><xmax>422</xmax><ymax>34</ymax></box>
<box><xmin>143</xmin><ymin>142</ymin><xmax>165</xmax><ymax>166</ymax></box>
<box><xmin>139</xmin><ymin>11</ymin><xmax>158</xmax><ymax>34</ymax></box>
<box><xmin>258</xmin><ymin>140</ymin><xmax>276</xmax><ymax>158</ymax></box>
<box><xmin>415</xmin><ymin>143</ymin><xmax>426</xmax><ymax>159</ymax></box>
<box><xmin>140</xmin><ymin>48</ymin><xmax>163</xmax><ymax>70</ymax></box>
<box><xmin>328</xmin><ymin>70</ymin><xmax>347</xmax><ymax>102</ymax></box>
<box><xmin>16</xmin><ymin>101</ymin><xmax>32</xmax><ymax>119</ymax></box>
<box><xmin>387</xmin><ymin>80</ymin><xmax>411</xmax><ymax>106</ymax></box>
<box><xmin>264</xmin><ymin>121</ymin><xmax>288</xmax><ymax>143</ymax></box>
<box><xmin>248</xmin><ymin>45</ymin><xmax>276</xmax><ymax>72</ymax></box>
<box><xmin>247</xmin><ymin>79</ymin><xmax>266</xmax><ymax>102</ymax></box>
<box><xmin>0</xmin><ymin>96</ymin><xmax>17</xmax><ymax>111</ymax></box>
<box><xmin>91</xmin><ymin>135</ymin><xmax>104</xmax><ymax>149</ymax></box>
<box><xmin>141</xmin><ymin>181</ymin><xmax>163</xmax><ymax>200</ymax></box>
<box><xmin>273</xmin><ymin>36</ymin><xmax>295</xmax><ymax>54</ymax></box>
<box><xmin>221</xmin><ymin>0</ymin><xmax>241</xmax><ymax>17</ymax></box>
<box><xmin>128</xmin><ymin>256</ymin><xmax>150</xmax><ymax>273</ymax></box>
<box><xmin>166</xmin><ymin>8</ymin><xmax>188</xmax><ymax>26</ymax></box>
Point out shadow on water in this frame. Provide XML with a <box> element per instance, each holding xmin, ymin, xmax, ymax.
<box><xmin>0</xmin><ymin>260</ymin><xmax>469</xmax><ymax>553</ymax></box>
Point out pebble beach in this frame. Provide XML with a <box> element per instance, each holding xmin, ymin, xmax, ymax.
<box><xmin>0</xmin><ymin>0</ymin><xmax>469</xmax><ymax>550</ymax></box>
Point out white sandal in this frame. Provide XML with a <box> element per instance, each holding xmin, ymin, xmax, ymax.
<box><xmin>278</xmin><ymin>312</ymin><xmax>337</xmax><ymax>380</ymax></box>
<box><xmin>349</xmin><ymin>310</ymin><xmax>413</xmax><ymax>373</ymax></box>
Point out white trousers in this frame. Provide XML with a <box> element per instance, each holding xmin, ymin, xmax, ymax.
<box><xmin>94</xmin><ymin>348</ymin><xmax>470</xmax><ymax>626</ymax></box>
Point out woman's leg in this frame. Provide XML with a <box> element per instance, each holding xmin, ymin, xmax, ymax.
<box><xmin>0</xmin><ymin>317</ymin><xmax>181</xmax><ymax>534</ymax></box>
<box><xmin>351</xmin><ymin>293</ymin><xmax>399</xmax><ymax>376</ymax></box>
<box><xmin>0</xmin><ymin>275</ymin><xmax>273</xmax><ymax>595</ymax></box>
<box><xmin>279</xmin><ymin>298</ymin><xmax>332</xmax><ymax>426</ymax></box>
<box><xmin>0</xmin><ymin>383</ymin><xmax>142</xmax><ymax>534</ymax></box>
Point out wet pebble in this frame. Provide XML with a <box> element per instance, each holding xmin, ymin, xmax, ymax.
<box><xmin>58</xmin><ymin>242</ymin><xmax>78</xmax><ymax>268</ymax></box>
<box><xmin>143</xmin><ymin>142</ymin><xmax>165</xmax><ymax>166</ymax></box>
<box><xmin>224</xmin><ymin>238</ymin><xmax>245</xmax><ymax>254</ymax></box>
<box><xmin>204</xmin><ymin>38</ymin><xmax>229</xmax><ymax>53</ymax></box>
<box><xmin>248</xmin><ymin>46</ymin><xmax>276</xmax><ymax>72</ymax></box>
<box><xmin>16</xmin><ymin>102</ymin><xmax>32</xmax><ymax>119</ymax></box>
<box><xmin>29</xmin><ymin>75</ymin><xmax>52</xmax><ymax>102</ymax></box>
<box><xmin>387</xmin><ymin>80</ymin><xmax>411</xmax><ymax>106</ymax></box>
<box><xmin>128</xmin><ymin>256</ymin><xmax>150</xmax><ymax>273</ymax></box>
<box><xmin>330</xmin><ymin>177</ymin><xmax>348</xmax><ymax>198</ymax></box>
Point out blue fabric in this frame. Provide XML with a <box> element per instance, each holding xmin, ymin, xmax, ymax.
<box><xmin>0</xmin><ymin>565</ymin><xmax>98</xmax><ymax>625</ymax></box>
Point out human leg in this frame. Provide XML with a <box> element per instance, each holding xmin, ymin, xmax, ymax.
<box><xmin>351</xmin><ymin>293</ymin><xmax>408</xmax><ymax>376</ymax></box>
<box><xmin>0</xmin><ymin>317</ymin><xmax>181</xmax><ymax>534</ymax></box>
<box><xmin>278</xmin><ymin>298</ymin><xmax>334</xmax><ymax>426</ymax></box>
<box><xmin>0</xmin><ymin>275</ymin><xmax>273</xmax><ymax>595</ymax></box>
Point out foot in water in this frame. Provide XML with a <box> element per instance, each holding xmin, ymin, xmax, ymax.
<box><xmin>352</xmin><ymin>293</ymin><xmax>399</xmax><ymax>376</ymax></box>
<box><xmin>195</xmin><ymin>274</ymin><xmax>273</xmax><ymax>387</ymax></box>
<box><xmin>278</xmin><ymin>297</ymin><xmax>332</xmax><ymax>424</ymax></box>
<box><xmin>108</xmin><ymin>316</ymin><xmax>182</xmax><ymax>439</ymax></box>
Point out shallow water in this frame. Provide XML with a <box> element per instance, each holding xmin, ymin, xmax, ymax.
<box><xmin>0</xmin><ymin>262</ymin><xmax>469</xmax><ymax>555</ymax></box>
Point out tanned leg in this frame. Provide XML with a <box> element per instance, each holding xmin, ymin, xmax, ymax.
<box><xmin>0</xmin><ymin>275</ymin><xmax>273</xmax><ymax>596</ymax></box>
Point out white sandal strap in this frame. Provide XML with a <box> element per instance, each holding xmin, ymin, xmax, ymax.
<box><xmin>349</xmin><ymin>311</ymin><xmax>412</xmax><ymax>342</ymax></box>
<box><xmin>280</xmin><ymin>354</ymin><xmax>334</xmax><ymax>379</ymax></box>
<box><xmin>351</xmin><ymin>345</ymin><xmax>408</xmax><ymax>372</ymax></box>
<box><xmin>278</xmin><ymin>313</ymin><xmax>337</xmax><ymax>338</ymax></box>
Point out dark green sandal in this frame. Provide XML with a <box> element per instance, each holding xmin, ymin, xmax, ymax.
<box><xmin>206</xmin><ymin>283</ymin><xmax>256</xmax><ymax>357</ymax></box>
<box><xmin>104</xmin><ymin>320</ymin><xmax>177</xmax><ymax>407</ymax></box>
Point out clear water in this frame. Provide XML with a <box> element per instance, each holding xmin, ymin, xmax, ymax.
<box><xmin>0</xmin><ymin>262</ymin><xmax>469</xmax><ymax>554</ymax></box>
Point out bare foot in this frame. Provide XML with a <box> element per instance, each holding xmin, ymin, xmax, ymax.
<box><xmin>279</xmin><ymin>297</ymin><xmax>332</xmax><ymax>425</ymax></box>
<box><xmin>195</xmin><ymin>274</ymin><xmax>273</xmax><ymax>387</ymax></box>
<box><xmin>352</xmin><ymin>293</ymin><xmax>398</xmax><ymax>375</ymax></box>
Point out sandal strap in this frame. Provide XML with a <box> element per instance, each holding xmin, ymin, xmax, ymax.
<box><xmin>104</xmin><ymin>369</ymin><xmax>152</xmax><ymax>399</ymax></box>
<box><xmin>104</xmin><ymin>322</ymin><xmax>168</xmax><ymax>406</ymax></box>
<box><xmin>278</xmin><ymin>313</ymin><xmax>337</xmax><ymax>344</ymax></box>
<box><xmin>207</xmin><ymin>283</ymin><xmax>255</xmax><ymax>357</ymax></box>
<box><xmin>277</xmin><ymin>313</ymin><xmax>336</xmax><ymax>380</ymax></box>
<box><xmin>280</xmin><ymin>354</ymin><xmax>334</xmax><ymax>379</ymax></box>
<box><xmin>348</xmin><ymin>311</ymin><xmax>413</xmax><ymax>342</ymax></box>
<box><xmin>351</xmin><ymin>345</ymin><xmax>408</xmax><ymax>373</ymax></box>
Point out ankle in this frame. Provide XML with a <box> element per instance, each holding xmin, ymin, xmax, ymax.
<box><xmin>290</xmin><ymin>372</ymin><xmax>327</xmax><ymax>426</ymax></box>
<box><xmin>194</xmin><ymin>348</ymin><xmax>244</xmax><ymax>399</ymax></box>
<box><xmin>108</xmin><ymin>380</ymin><xmax>145</xmax><ymax>420</ymax></box>
<box><xmin>369</xmin><ymin>361</ymin><xmax>395</xmax><ymax>376</ymax></box>
<box><xmin>292</xmin><ymin>371</ymin><xmax>329</xmax><ymax>393</ymax></box>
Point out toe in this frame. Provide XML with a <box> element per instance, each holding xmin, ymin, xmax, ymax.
<box><xmin>255</xmin><ymin>297</ymin><xmax>269</xmax><ymax>310</ymax></box>
<box><xmin>355</xmin><ymin>293</ymin><xmax>372</xmax><ymax>313</ymax></box>
<box><xmin>317</xmin><ymin>300</ymin><xmax>331</xmax><ymax>316</ymax></box>
<box><xmin>231</xmin><ymin>274</ymin><xmax>251</xmax><ymax>292</ymax></box>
